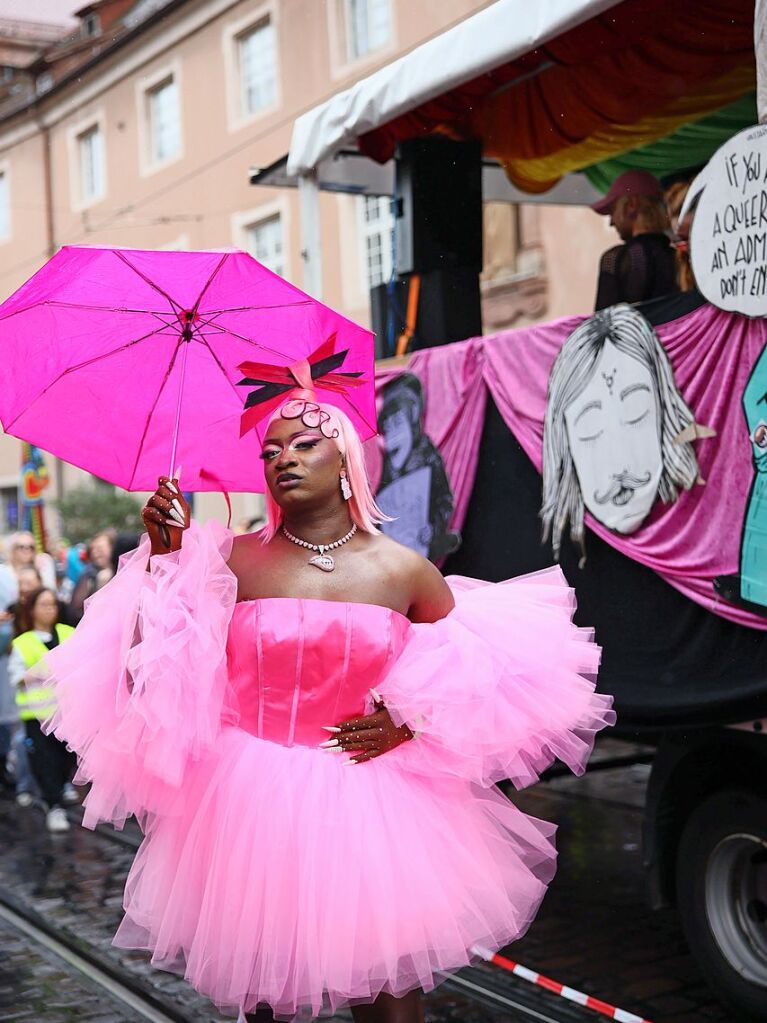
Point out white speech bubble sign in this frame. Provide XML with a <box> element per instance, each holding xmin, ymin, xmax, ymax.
<box><xmin>685</xmin><ymin>122</ymin><xmax>767</xmax><ymax>317</ymax></box>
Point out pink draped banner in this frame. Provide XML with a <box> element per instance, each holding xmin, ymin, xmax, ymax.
<box><xmin>371</xmin><ymin>304</ymin><xmax>767</xmax><ymax>631</ymax></box>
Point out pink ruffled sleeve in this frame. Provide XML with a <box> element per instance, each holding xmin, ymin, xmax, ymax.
<box><xmin>379</xmin><ymin>566</ymin><xmax>615</xmax><ymax>789</ymax></box>
<box><xmin>39</xmin><ymin>521</ymin><xmax>237</xmax><ymax>829</ymax></box>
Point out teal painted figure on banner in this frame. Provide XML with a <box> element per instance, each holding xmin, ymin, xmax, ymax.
<box><xmin>740</xmin><ymin>342</ymin><xmax>767</xmax><ymax>607</ymax></box>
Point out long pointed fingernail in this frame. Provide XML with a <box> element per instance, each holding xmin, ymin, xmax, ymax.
<box><xmin>171</xmin><ymin>498</ymin><xmax>184</xmax><ymax>516</ymax></box>
<box><xmin>174</xmin><ymin>465</ymin><xmax>182</xmax><ymax>483</ymax></box>
<box><xmin>166</xmin><ymin>481</ymin><xmax>179</xmax><ymax>494</ymax></box>
<box><xmin>370</xmin><ymin>688</ymin><xmax>382</xmax><ymax>703</ymax></box>
<box><xmin>164</xmin><ymin>518</ymin><xmax>183</xmax><ymax>527</ymax></box>
<box><xmin>342</xmin><ymin>759</ymin><xmax>357</xmax><ymax>766</ymax></box>
<box><xmin>319</xmin><ymin>739</ymin><xmax>339</xmax><ymax>749</ymax></box>
<box><xmin>321</xmin><ymin>726</ymin><xmax>342</xmax><ymax>733</ymax></box>
<box><xmin>169</xmin><ymin>509</ymin><xmax>185</xmax><ymax>525</ymax></box>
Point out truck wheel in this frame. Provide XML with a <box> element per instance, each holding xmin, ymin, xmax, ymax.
<box><xmin>676</xmin><ymin>789</ymin><xmax>767</xmax><ymax>1022</ymax></box>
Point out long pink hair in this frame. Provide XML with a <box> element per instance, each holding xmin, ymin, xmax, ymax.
<box><xmin>260</xmin><ymin>399</ymin><xmax>388</xmax><ymax>542</ymax></box>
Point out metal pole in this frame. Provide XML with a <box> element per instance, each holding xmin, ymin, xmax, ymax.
<box><xmin>167</xmin><ymin>333</ymin><xmax>191</xmax><ymax>481</ymax></box>
<box><xmin>39</xmin><ymin>119</ymin><xmax>66</xmax><ymax>531</ymax></box>
<box><xmin>298</xmin><ymin>171</ymin><xmax>323</xmax><ymax>299</ymax></box>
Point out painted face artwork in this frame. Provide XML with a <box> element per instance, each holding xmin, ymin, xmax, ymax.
<box><xmin>382</xmin><ymin>407</ymin><xmax>415</xmax><ymax>471</ymax></box>
<box><xmin>563</xmin><ymin>340</ymin><xmax>663</xmax><ymax>534</ymax></box>
<box><xmin>736</xmin><ymin>340</ymin><xmax>767</xmax><ymax>608</ymax></box>
<box><xmin>542</xmin><ymin>305</ymin><xmax>702</xmax><ymax>561</ymax></box>
<box><xmin>377</xmin><ymin>373</ymin><xmax>460</xmax><ymax>562</ymax></box>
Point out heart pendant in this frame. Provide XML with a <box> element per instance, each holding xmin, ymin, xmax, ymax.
<box><xmin>309</xmin><ymin>554</ymin><xmax>335</xmax><ymax>572</ymax></box>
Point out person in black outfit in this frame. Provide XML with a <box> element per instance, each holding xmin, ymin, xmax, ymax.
<box><xmin>592</xmin><ymin>170</ymin><xmax>678</xmax><ymax>311</ymax></box>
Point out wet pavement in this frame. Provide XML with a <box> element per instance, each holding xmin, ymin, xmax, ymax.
<box><xmin>0</xmin><ymin>739</ymin><xmax>731</xmax><ymax>1023</ymax></box>
<box><xmin>509</xmin><ymin>755</ymin><xmax>730</xmax><ymax>1023</ymax></box>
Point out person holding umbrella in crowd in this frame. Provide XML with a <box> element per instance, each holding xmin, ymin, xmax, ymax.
<box><xmin>0</xmin><ymin>248</ymin><xmax>613</xmax><ymax>1022</ymax></box>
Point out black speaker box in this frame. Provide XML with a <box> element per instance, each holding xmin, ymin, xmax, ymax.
<box><xmin>395</xmin><ymin>137</ymin><xmax>483</xmax><ymax>276</ymax></box>
<box><xmin>411</xmin><ymin>266</ymin><xmax>482</xmax><ymax>349</ymax></box>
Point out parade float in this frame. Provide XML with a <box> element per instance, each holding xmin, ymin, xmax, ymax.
<box><xmin>252</xmin><ymin>1</ymin><xmax>767</xmax><ymax>1018</ymax></box>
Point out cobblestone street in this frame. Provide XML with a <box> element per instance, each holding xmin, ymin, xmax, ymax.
<box><xmin>0</xmin><ymin>741</ymin><xmax>731</xmax><ymax>1023</ymax></box>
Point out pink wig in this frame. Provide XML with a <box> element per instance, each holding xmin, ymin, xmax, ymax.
<box><xmin>260</xmin><ymin>399</ymin><xmax>389</xmax><ymax>542</ymax></box>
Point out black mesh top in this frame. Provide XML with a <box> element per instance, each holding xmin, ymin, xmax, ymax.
<box><xmin>594</xmin><ymin>233</ymin><xmax>678</xmax><ymax>311</ymax></box>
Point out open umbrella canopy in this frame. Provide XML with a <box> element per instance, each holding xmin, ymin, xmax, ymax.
<box><xmin>0</xmin><ymin>246</ymin><xmax>376</xmax><ymax>492</ymax></box>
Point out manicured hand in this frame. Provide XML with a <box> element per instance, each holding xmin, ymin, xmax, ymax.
<box><xmin>321</xmin><ymin>691</ymin><xmax>414</xmax><ymax>765</ymax></box>
<box><xmin>141</xmin><ymin>476</ymin><xmax>189</xmax><ymax>555</ymax></box>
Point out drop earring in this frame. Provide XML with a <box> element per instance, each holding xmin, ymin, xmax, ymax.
<box><xmin>340</xmin><ymin>468</ymin><xmax>352</xmax><ymax>501</ymax></box>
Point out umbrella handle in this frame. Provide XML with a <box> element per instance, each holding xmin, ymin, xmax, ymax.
<box><xmin>168</xmin><ymin>338</ymin><xmax>190</xmax><ymax>480</ymax></box>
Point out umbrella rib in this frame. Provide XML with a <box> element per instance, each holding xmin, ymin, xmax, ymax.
<box><xmin>337</xmin><ymin>389</ymin><xmax>378</xmax><ymax>437</ymax></box>
<box><xmin>3</xmin><ymin>323</ymin><xmax>176</xmax><ymax>433</ymax></box>
<box><xmin>127</xmin><ymin>339</ymin><xmax>184</xmax><ymax>491</ymax></box>
<box><xmin>199</xmin><ymin>301</ymin><xmax>313</xmax><ymax>315</ymax></box>
<box><xmin>190</xmin><ymin>254</ymin><xmax>229</xmax><ymax>318</ymax></box>
<box><xmin>46</xmin><ymin>301</ymin><xmax>171</xmax><ymax>315</ymax></box>
<box><xmin>0</xmin><ymin>300</ymin><xmax>170</xmax><ymax>322</ymax></box>
<box><xmin>58</xmin><ymin>324</ymin><xmax>178</xmax><ymax>376</ymax></box>
<box><xmin>193</xmin><ymin>317</ymin><xmax>295</xmax><ymax>360</ymax></box>
<box><xmin>199</xmin><ymin>336</ymin><xmax>249</xmax><ymax>403</ymax></box>
<box><xmin>113</xmin><ymin>250</ymin><xmax>182</xmax><ymax>314</ymax></box>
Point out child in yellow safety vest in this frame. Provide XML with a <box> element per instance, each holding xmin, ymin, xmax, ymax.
<box><xmin>9</xmin><ymin>587</ymin><xmax>75</xmax><ymax>833</ymax></box>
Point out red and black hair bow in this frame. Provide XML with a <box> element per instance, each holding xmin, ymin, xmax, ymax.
<box><xmin>237</xmin><ymin>334</ymin><xmax>364</xmax><ymax>436</ymax></box>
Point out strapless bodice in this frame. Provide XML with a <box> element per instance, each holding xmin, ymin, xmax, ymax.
<box><xmin>225</xmin><ymin>598</ymin><xmax>411</xmax><ymax>747</ymax></box>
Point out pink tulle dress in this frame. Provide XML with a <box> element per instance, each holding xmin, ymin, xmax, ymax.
<box><xmin>38</xmin><ymin>521</ymin><xmax>614</xmax><ymax>1020</ymax></box>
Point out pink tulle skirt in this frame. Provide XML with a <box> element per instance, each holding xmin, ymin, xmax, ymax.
<box><xmin>37</xmin><ymin>525</ymin><xmax>613</xmax><ymax>1020</ymax></box>
<box><xmin>115</xmin><ymin>726</ymin><xmax>556</xmax><ymax>1019</ymax></box>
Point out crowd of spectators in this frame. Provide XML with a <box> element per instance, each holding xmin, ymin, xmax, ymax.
<box><xmin>0</xmin><ymin>527</ymin><xmax>137</xmax><ymax>833</ymax></box>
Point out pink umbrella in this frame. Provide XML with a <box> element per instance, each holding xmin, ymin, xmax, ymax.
<box><xmin>0</xmin><ymin>246</ymin><xmax>376</xmax><ymax>492</ymax></box>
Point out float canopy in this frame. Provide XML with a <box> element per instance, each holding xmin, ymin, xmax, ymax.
<box><xmin>252</xmin><ymin>0</ymin><xmax>756</xmax><ymax>204</ymax></box>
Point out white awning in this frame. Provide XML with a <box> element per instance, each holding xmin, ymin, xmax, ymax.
<box><xmin>287</xmin><ymin>0</ymin><xmax>625</xmax><ymax>176</ymax></box>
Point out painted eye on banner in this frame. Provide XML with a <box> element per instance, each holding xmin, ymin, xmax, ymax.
<box><xmin>751</xmin><ymin>422</ymin><xmax>767</xmax><ymax>449</ymax></box>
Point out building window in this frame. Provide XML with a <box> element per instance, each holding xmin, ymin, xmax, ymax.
<box><xmin>82</xmin><ymin>12</ymin><xmax>100</xmax><ymax>37</ymax></box>
<box><xmin>238</xmin><ymin>18</ymin><xmax>276</xmax><ymax>116</ymax></box>
<box><xmin>245</xmin><ymin>213</ymin><xmax>284</xmax><ymax>276</ymax></box>
<box><xmin>346</xmin><ymin>0</ymin><xmax>390</xmax><ymax>61</ymax></box>
<box><xmin>359</xmin><ymin>195</ymin><xmax>393</xmax><ymax>290</ymax></box>
<box><xmin>0</xmin><ymin>169</ymin><xmax>9</xmax><ymax>240</ymax></box>
<box><xmin>77</xmin><ymin>124</ymin><xmax>105</xmax><ymax>203</ymax></box>
<box><xmin>35</xmin><ymin>72</ymin><xmax>53</xmax><ymax>95</ymax></box>
<box><xmin>147</xmin><ymin>76</ymin><xmax>180</xmax><ymax>165</ymax></box>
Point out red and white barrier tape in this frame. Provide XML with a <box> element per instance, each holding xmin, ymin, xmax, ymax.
<box><xmin>472</xmin><ymin>946</ymin><xmax>654</xmax><ymax>1023</ymax></box>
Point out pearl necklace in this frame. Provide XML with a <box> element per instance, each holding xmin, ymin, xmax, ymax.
<box><xmin>281</xmin><ymin>523</ymin><xmax>357</xmax><ymax>572</ymax></box>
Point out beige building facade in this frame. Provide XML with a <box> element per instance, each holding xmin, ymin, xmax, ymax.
<box><xmin>0</xmin><ymin>0</ymin><xmax>613</xmax><ymax>535</ymax></box>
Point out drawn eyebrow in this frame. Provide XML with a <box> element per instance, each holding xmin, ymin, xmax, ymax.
<box><xmin>574</xmin><ymin>400</ymin><xmax>602</xmax><ymax>425</ymax></box>
<box><xmin>619</xmin><ymin>383</ymin><xmax>650</xmax><ymax>400</ymax></box>
<box><xmin>262</xmin><ymin>429</ymin><xmax>322</xmax><ymax>447</ymax></box>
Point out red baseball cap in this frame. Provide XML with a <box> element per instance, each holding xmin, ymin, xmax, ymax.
<box><xmin>591</xmin><ymin>170</ymin><xmax>664</xmax><ymax>215</ymax></box>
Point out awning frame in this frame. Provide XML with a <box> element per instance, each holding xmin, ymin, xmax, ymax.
<box><xmin>264</xmin><ymin>0</ymin><xmax>627</xmax><ymax>297</ymax></box>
